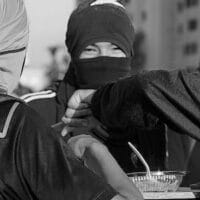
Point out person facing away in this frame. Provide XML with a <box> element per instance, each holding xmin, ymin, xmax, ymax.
<box><xmin>23</xmin><ymin>0</ymin><xmax>166</xmax><ymax>173</ymax></box>
<box><xmin>0</xmin><ymin>0</ymin><xmax>144</xmax><ymax>199</ymax></box>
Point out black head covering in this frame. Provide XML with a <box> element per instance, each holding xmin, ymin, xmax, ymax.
<box><xmin>64</xmin><ymin>0</ymin><xmax>135</xmax><ymax>88</ymax></box>
<box><xmin>66</xmin><ymin>0</ymin><xmax>135</xmax><ymax>59</ymax></box>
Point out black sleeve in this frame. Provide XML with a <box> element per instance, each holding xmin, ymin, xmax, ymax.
<box><xmin>15</xmin><ymin>104</ymin><xmax>116</xmax><ymax>200</ymax></box>
<box><xmin>91</xmin><ymin>68</ymin><xmax>200</xmax><ymax>140</ymax></box>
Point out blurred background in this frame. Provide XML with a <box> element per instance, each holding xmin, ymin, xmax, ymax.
<box><xmin>16</xmin><ymin>0</ymin><xmax>200</xmax><ymax>95</ymax></box>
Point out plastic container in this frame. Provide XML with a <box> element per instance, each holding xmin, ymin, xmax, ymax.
<box><xmin>128</xmin><ymin>171</ymin><xmax>186</xmax><ymax>192</ymax></box>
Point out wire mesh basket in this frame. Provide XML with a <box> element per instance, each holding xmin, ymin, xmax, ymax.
<box><xmin>128</xmin><ymin>171</ymin><xmax>186</xmax><ymax>192</ymax></box>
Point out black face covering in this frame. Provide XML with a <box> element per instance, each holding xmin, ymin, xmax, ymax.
<box><xmin>73</xmin><ymin>56</ymin><xmax>131</xmax><ymax>89</ymax></box>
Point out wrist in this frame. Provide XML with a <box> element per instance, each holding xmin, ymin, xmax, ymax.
<box><xmin>79</xmin><ymin>89</ymin><xmax>96</xmax><ymax>104</ymax></box>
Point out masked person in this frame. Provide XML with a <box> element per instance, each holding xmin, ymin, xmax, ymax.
<box><xmin>22</xmin><ymin>0</ymin><xmax>133</xmax><ymax>125</ymax></box>
<box><xmin>23</xmin><ymin>0</ymin><xmax>166</xmax><ymax>173</ymax></box>
<box><xmin>0</xmin><ymin>0</ymin><xmax>144</xmax><ymax>199</ymax></box>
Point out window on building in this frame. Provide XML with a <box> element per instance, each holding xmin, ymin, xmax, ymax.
<box><xmin>186</xmin><ymin>66</ymin><xmax>195</xmax><ymax>71</ymax></box>
<box><xmin>177</xmin><ymin>24</ymin><xmax>184</xmax><ymax>34</ymax></box>
<box><xmin>183</xmin><ymin>42</ymin><xmax>198</xmax><ymax>55</ymax></box>
<box><xmin>185</xmin><ymin>0</ymin><xmax>199</xmax><ymax>7</ymax></box>
<box><xmin>177</xmin><ymin>1</ymin><xmax>184</xmax><ymax>11</ymax></box>
<box><xmin>188</xmin><ymin>19</ymin><xmax>198</xmax><ymax>31</ymax></box>
<box><xmin>141</xmin><ymin>10</ymin><xmax>147</xmax><ymax>21</ymax></box>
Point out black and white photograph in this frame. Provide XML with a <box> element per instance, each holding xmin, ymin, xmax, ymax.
<box><xmin>0</xmin><ymin>0</ymin><xmax>200</xmax><ymax>199</ymax></box>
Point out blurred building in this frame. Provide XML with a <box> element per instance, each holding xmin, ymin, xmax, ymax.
<box><xmin>46</xmin><ymin>45</ymin><xmax>70</xmax><ymax>84</ymax></box>
<box><xmin>174</xmin><ymin>0</ymin><xmax>200</xmax><ymax>69</ymax></box>
<box><xmin>24</xmin><ymin>0</ymin><xmax>75</xmax><ymax>70</ymax></box>
<box><xmin>127</xmin><ymin>0</ymin><xmax>200</xmax><ymax>70</ymax></box>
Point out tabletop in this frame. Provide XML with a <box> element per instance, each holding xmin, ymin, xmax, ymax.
<box><xmin>143</xmin><ymin>188</ymin><xmax>200</xmax><ymax>200</ymax></box>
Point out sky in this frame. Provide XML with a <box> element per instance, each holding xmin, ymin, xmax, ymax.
<box><xmin>24</xmin><ymin>0</ymin><xmax>75</xmax><ymax>69</ymax></box>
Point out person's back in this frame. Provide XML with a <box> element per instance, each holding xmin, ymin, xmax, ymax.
<box><xmin>22</xmin><ymin>85</ymin><xmax>63</xmax><ymax>127</ymax></box>
<box><xmin>0</xmin><ymin>94</ymin><xmax>121</xmax><ymax>199</ymax></box>
<box><xmin>0</xmin><ymin>96</ymin><xmax>24</xmax><ymax>199</ymax></box>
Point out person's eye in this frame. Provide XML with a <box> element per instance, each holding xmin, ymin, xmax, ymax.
<box><xmin>112</xmin><ymin>46</ymin><xmax>121</xmax><ymax>50</ymax></box>
<box><xmin>84</xmin><ymin>46</ymin><xmax>97</xmax><ymax>52</ymax></box>
<box><xmin>79</xmin><ymin>46</ymin><xmax>99</xmax><ymax>59</ymax></box>
<box><xmin>110</xmin><ymin>45</ymin><xmax>126</xmax><ymax>57</ymax></box>
<box><xmin>111</xmin><ymin>45</ymin><xmax>123</xmax><ymax>51</ymax></box>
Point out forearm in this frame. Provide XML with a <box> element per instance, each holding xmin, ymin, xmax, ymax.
<box><xmin>91</xmin><ymin>78</ymin><xmax>137</xmax><ymax>129</ymax></box>
<box><xmin>84</xmin><ymin>143</ymin><xmax>143</xmax><ymax>200</ymax></box>
<box><xmin>91</xmin><ymin>69</ymin><xmax>200</xmax><ymax>140</ymax></box>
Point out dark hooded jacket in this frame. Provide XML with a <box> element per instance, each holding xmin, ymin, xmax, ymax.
<box><xmin>90</xmin><ymin>67</ymin><xmax>200</xmax><ymax>185</ymax></box>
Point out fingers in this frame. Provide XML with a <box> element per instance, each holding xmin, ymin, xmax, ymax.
<box><xmin>91</xmin><ymin>124</ymin><xmax>109</xmax><ymax>140</ymax></box>
<box><xmin>62</xmin><ymin>116</ymin><xmax>103</xmax><ymax>130</ymax></box>
<box><xmin>61</xmin><ymin>126</ymin><xmax>91</xmax><ymax>137</ymax></box>
<box><xmin>67</xmin><ymin>134</ymin><xmax>99</xmax><ymax>158</ymax></box>
<box><xmin>61</xmin><ymin>126</ymin><xmax>74</xmax><ymax>137</ymax></box>
<box><xmin>67</xmin><ymin>89</ymin><xmax>95</xmax><ymax>109</ymax></box>
<box><xmin>61</xmin><ymin>116</ymin><xmax>108</xmax><ymax>137</ymax></box>
<box><xmin>62</xmin><ymin>117</ymin><xmax>88</xmax><ymax>127</ymax></box>
<box><xmin>74</xmin><ymin>103</ymin><xmax>90</xmax><ymax>110</ymax></box>
<box><xmin>96</xmin><ymin>125</ymin><xmax>109</xmax><ymax>135</ymax></box>
<box><xmin>87</xmin><ymin>116</ymin><xmax>107</xmax><ymax>130</ymax></box>
<box><xmin>65</xmin><ymin>108</ymin><xmax>92</xmax><ymax>118</ymax></box>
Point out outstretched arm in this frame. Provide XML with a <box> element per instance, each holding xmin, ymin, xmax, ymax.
<box><xmin>91</xmin><ymin>69</ymin><xmax>200</xmax><ymax>140</ymax></box>
<box><xmin>68</xmin><ymin>134</ymin><xmax>143</xmax><ymax>200</ymax></box>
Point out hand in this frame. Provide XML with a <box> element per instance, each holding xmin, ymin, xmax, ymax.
<box><xmin>67</xmin><ymin>89</ymin><xmax>96</xmax><ymax>110</ymax></box>
<box><xmin>67</xmin><ymin>134</ymin><xmax>108</xmax><ymax>175</ymax></box>
<box><xmin>62</xmin><ymin>107</ymin><xmax>92</xmax><ymax>132</ymax></box>
<box><xmin>67</xmin><ymin>134</ymin><xmax>105</xmax><ymax>159</ymax></box>
<box><xmin>61</xmin><ymin>115</ymin><xmax>108</xmax><ymax>137</ymax></box>
<box><xmin>61</xmin><ymin>89</ymin><xmax>96</xmax><ymax>137</ymax></box>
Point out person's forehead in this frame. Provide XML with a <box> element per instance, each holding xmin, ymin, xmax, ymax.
<box><xmin>86</xmin><ymin>42</ymin><xmax>119</xmax><ymax>47</ymax></box>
